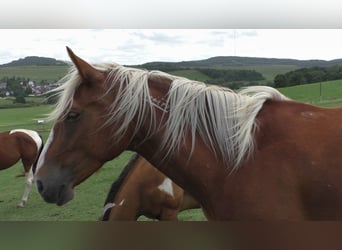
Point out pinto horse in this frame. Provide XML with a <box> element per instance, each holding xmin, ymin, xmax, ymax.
<box><xmin>0</xmin><ymin>129</ymin><xmax>43</xmax><ymax>207</ymax></box>
<box><xmin>35</xmin><ymin>47</ymin><xmax>342</xmax><ymax>220</ymax></box>
<box><xmin>100</xmin><ymin>153</ymin><xmax>200</xmax><ymax>221</ymax></box>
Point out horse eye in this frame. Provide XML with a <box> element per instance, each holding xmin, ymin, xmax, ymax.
<box><xmin>66</xmin><ymin>111</ymin><xmax>80</xmax><ymax>122</ymax></box>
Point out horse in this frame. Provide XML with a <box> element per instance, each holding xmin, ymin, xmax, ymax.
<box><xmin>100</xmin><ymin>153</ymin><xmax>200</xmax><ymax>221</ymax></box>
<box><xmin>0</xmin><ymin>129</ymin><xmax>43</xmax><ymax>207</ymax></box>
<box><xmin>35</xmin><ymin>47</ymin><xmax>342</xmax><ymax>220</ymax></box>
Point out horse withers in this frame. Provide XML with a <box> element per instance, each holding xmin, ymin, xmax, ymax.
<box><xmin>100</xmin><ymin>154</ymin><xmax>200</xmax><ymax>221</ymax></box>
<box><xmin>0</xmin><ymin>129</ymin><xmax>43</xmax><ymax>207</ymax></box>
<box><xmin>35</xmin><ymin>47</ymin><xmax>342</xmax><ymax>220</ymax></box>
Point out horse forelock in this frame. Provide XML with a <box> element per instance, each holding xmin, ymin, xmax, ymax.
<box><xmin>52</xmin><ymin>62</ymin><xmax>288</xmax><ymax>170</ymax></box>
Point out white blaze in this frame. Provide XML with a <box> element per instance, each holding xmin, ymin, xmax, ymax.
<box><xmin>35</xmin><ymin>129</ymin><xmax>54</xmax><ymax>172</ymax></box>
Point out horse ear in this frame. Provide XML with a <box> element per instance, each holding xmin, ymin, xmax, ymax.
<box><xmin>66</xmin><ymin>46</ymin><xmax>103</xmax><ymax>84</ymax></box>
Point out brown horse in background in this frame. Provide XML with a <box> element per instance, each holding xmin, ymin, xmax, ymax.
<box><xmin>35</xmin><ymin>47</ymin><xmax>342</xmax><ymax>220</ymax></box>
<box><xmin>100</xmin><ymin>154</ymin><xmax>200</xmax><ymax>221</ymax></box>
<box><xmin>0</xmin><ymin>129</ymin><xmax>43</xmax><ymax>207</ymax></box>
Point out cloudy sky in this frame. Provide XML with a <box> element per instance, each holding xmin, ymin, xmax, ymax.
<box><xmin>1</xmin><ymin>0</ymin><xmax>342</xmax><ymax>65</ymax></box>
<box><xmin>1</xmin><ymin>29</ymin><xmax>342</xmax><ymax>65</ymax></box>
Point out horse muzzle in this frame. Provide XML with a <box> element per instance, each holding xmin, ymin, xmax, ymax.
<box><xmin>35</xmin><ymin>167</ymin><xmax>74</xmax><ymax>206</ymax></box>
<box><xmin>36</xmin><ymin>180</ymin><xmax>74</xmax><ymax>206</ymax></box>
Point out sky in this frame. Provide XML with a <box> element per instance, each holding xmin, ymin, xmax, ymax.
<box><xmin>1</xmin><ymin>0</ymin><xmax>342</xmax><ymax>29</ymax></box>
<box><xmin>1</xmin><ymin>29</ymin><xmax>342</xmax><ymax>66</ymax></box>
<box><xmin>1</xmin><ymin>0</ymin><xmax>342</xmax><ymax>65</ymax></box>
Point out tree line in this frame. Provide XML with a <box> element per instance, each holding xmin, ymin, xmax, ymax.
<box><xmin>0</xmin><ymin>76</ymin><xmax>32</xmax><ymax>103</ymax></box>
<box><xmin>274</xmin><ymin>66</ymin><xmax>342</xmax><ymax>88</ymax></box>
<box><xmin>137</xmin><ymin>64</ymin><xmax>265</xmax><ymax>88</ymax></box>
<box><xmin>197</xmin><ymin>68</ymin><xmax>264</xmax><ymax>88</ymax></box>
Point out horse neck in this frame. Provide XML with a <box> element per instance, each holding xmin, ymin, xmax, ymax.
<box><xmin>109</xmin><ymin>158</ymin><xmax>155</xmax><ymax>221</ymax></box>
<box><xmin>128</xmin><ymin>75</ymin><xmax>171</xmax><ymax>153</ymax></box>
<box><xmin>132</xmin><ymin>115</ymin><xmax>222</xmax><ymax>217</ymax></box>
<box><xmin>108</xmin><ymin>186</ymin><xmax>142</xmax><ymax>221</ymax></box>
<box><xmin>127</xmin><ymin>75</ymin><xmax>224</xmax><ymax>215</ymax></box>
<box><xmin>180</xmin><ymin>192</ymin><xmax>200</xmax><ymax>211</ymax></box>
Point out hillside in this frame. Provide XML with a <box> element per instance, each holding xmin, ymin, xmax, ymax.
<box><xmin>3</xmin><ymin>55</ymin><xmax>342</xmax><ymax>69</ymax></box>
<box><xmin>2</xmin><ymin>55</ymin><xmax>342</xmax><ymax>86</ymax></box>
<box><xmin>138</xmin><ymin>56</ymin><xmax>342</xmax><ymax>69</ymax></box>
<box><xmin>136</xmin><ymin>56</ymin><xmax>342</xmax><ymax>84</ymax></box>
<box><xmin>0</xmin><ymin>65</ymin><xmax>69</xmax><ymax>82</ymax></box>
<box><xmin>279</xmin><ymin>79</ymin><xmax>342</xmax><ymax>107</ymax></box>
<box><xmin>1</xmin><ymin>56</ymin><xmax>67</xmax><ymax>67</ymax></box>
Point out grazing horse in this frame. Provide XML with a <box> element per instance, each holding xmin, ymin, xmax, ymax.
<box><xmin>35</xmin><ymin>47</ymin><xmax>342</xmax><ymax>220</ymax></box>
<box><xmin>100</xmin><ymin>154</ymin><xmax>200</xmax><ymax>221</ymax></box>
<box><xmin>0</xmin><ymin>129</ymin><xmax>43</xmax><ymax>207</ymax></box>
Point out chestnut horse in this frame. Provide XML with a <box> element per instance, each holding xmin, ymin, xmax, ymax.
<box><xmin>35</xmin><ymin>47</ymin><xmax>342</xmax><ymax>220</ymax></box>
<box><xmin>100</xmin><ymin>154</ymin><xmax>200</xmax><ymax>221</ymax></box>
<box><xmin>0</xmin><ymin>129</ymin><xmax>43</xmax><ymax>207</ymax></box>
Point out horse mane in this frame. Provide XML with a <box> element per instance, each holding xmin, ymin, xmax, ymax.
<box><xmin>51</xmin><ymin>63</ymin><xmax>288</xmax><ymax>170</ymax></box>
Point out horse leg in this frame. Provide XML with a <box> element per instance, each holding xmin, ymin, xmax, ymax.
<box><xmin>159</xmin><ymin>208</ymin><xmax>179</xmax><ymax>221</ymax></box>
<box><xmin>17</xmin><ymin>167</ymin><xmax>34</xmax><ymax>208</ymax></box>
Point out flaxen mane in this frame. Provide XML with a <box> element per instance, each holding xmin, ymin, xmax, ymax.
<box><xmin>50</xmin><ymin>63</ymin><xmax>288</xmax><ymax>170</ymax></box>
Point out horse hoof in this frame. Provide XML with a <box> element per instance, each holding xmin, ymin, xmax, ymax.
<box><xmin>16</xmin><ymin>203</ymin><xmax>24</xmax><ymax>208</ymax></box>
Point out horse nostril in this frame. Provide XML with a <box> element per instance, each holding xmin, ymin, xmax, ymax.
<box><xmin>36</xmin><ymin>180</ymin><xmax>44</xmax><ymax>193</ymax></box>
<box><xmin>58</xmin><ymin>184</ymin><xmax>66</xmax><ymax>198</ymax></box>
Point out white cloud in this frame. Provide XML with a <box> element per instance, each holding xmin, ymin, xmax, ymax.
<box><xmin>1</xmin><ymin>0</ymin><xmax>342</xmax><ymax>28</ymax></box>
<box><xmin>1</xmin><ymin>29</ymin><xmax>342</xmax><ymax>65</ymax></box>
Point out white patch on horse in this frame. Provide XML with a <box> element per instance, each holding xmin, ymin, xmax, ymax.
<box><xmin>103</xmin><ymin>202</ymin><xmax>116</xmax><ymax>213</ymax></box>
<box><xmin>158</xmin><ymin>178</ymin><xmax>174</xmax><ymax>197</ymax></box>
<box><xmin>10</xmin><ymin>129</ymin><xmax>42</xmax><ymax>151</ymax></box>
<box><xmin>36</xmin><ymin>130</ymin><xmax>54</xmax><ymax>172</ymax></box>
<box><xmin>102</xmin><ymin>199</ymin><xmax>125</xmax><ymax>217</ymax></box>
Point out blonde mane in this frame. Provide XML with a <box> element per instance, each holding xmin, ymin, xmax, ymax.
<box><xmin>50</xmin><ymin>63</ymin><xmax>288</xmax><ymax>170</ymax></box>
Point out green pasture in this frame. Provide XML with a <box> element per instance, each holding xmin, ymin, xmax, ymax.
<box><xmin>169</xmin><ymin>64</ymin><xmax>299</xmax><ymax>85</ymax></box>
<box><xmin>170</xmin><ymin>69</ymin><xmax>212</xmax><ymax>82</ymax></box>
<box><xmin>0</xmin><ymin>96</ymin><xmax>47</xmax><ymax>109</ymax></box>
<box><xmin>0</xmin><ymin>63</ymin><xmax>299</xmax><ymax>86</ymax></box>
<box><xmin>0</xmin><ymin>65</ymin><xmax>68</xmax><ymax>82</ymax></box>
<box><xmin>224</xmin><ymin>64</ymin><xmax>300</xmax><ymax>82</ymax></box>
<box><xmin>279</xmin><ymin>79</ymin><xmax>342</xmax><ymax>107</ymax></box>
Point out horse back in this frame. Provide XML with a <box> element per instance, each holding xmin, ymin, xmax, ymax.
<box><xmin>0</xmin><ymin>132</ymin><xmax>22</xmax><ymax>169</ymax></box>
<box><xmin>232</xmin><ymin>100</ymin><xmax>342</xmax><ymax>219</ymax></box>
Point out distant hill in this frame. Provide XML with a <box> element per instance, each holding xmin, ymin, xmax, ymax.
<box><xmin>3</xmin><ymin>55</ymin><xmax>342</xmax><ymax>88</ymax></box>
<box><xmin>1</xmin><ymin>56</ymin><xmax>67</xmax><ymax>67</ymax></box>
<box><xmin>4</xmin><ymin>55</ymin><xmax>342</xmax><ymax>69</ymax></box>
<box><xmin>138</xmin><ymin>56</ymin><xmax>342</xmax><ymax>69</ymax></box>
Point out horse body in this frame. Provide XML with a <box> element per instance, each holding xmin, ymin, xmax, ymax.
<box><xmin>101</xmin><ymin>154</ymin><xmax>199</xmax><ymax>221</ymax></box>
<box><xmin>248</xmin><ymin>101</ymin><xmax>342</xmax><ymax>219</ymax></box>
<box><xmin>35</xmin><ymin>47</ymin><xmax>342</xmax><ymax>220</ymax></box>
<box><xmin>0</xmin><ymin>129</ymin><xmax>43</xmax><ymax>207</ymax></box>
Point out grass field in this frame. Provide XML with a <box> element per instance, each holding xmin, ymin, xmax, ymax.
<box><xmin>0</xmin><ymin>63</ymin><xmax>299</xmax><ymax>85</ymax></box>
<box><xmin>224</xmin><ymin>64</ymin><xmax>300</xmax><ymax>82</ymax></box>
<box><xmin>0</xmin><ymin>65</ymin><xmax>68</xmax><ymax>82</ymax></box>
<box><xmin>278</xmin><ymin>79</ymin><xmax>342</xmax><ymax>107</ymax></box>
<box><xmin>169</xmin><ymin>69</ymin><xmax>212</xmax><ymax>82</ymax></box>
